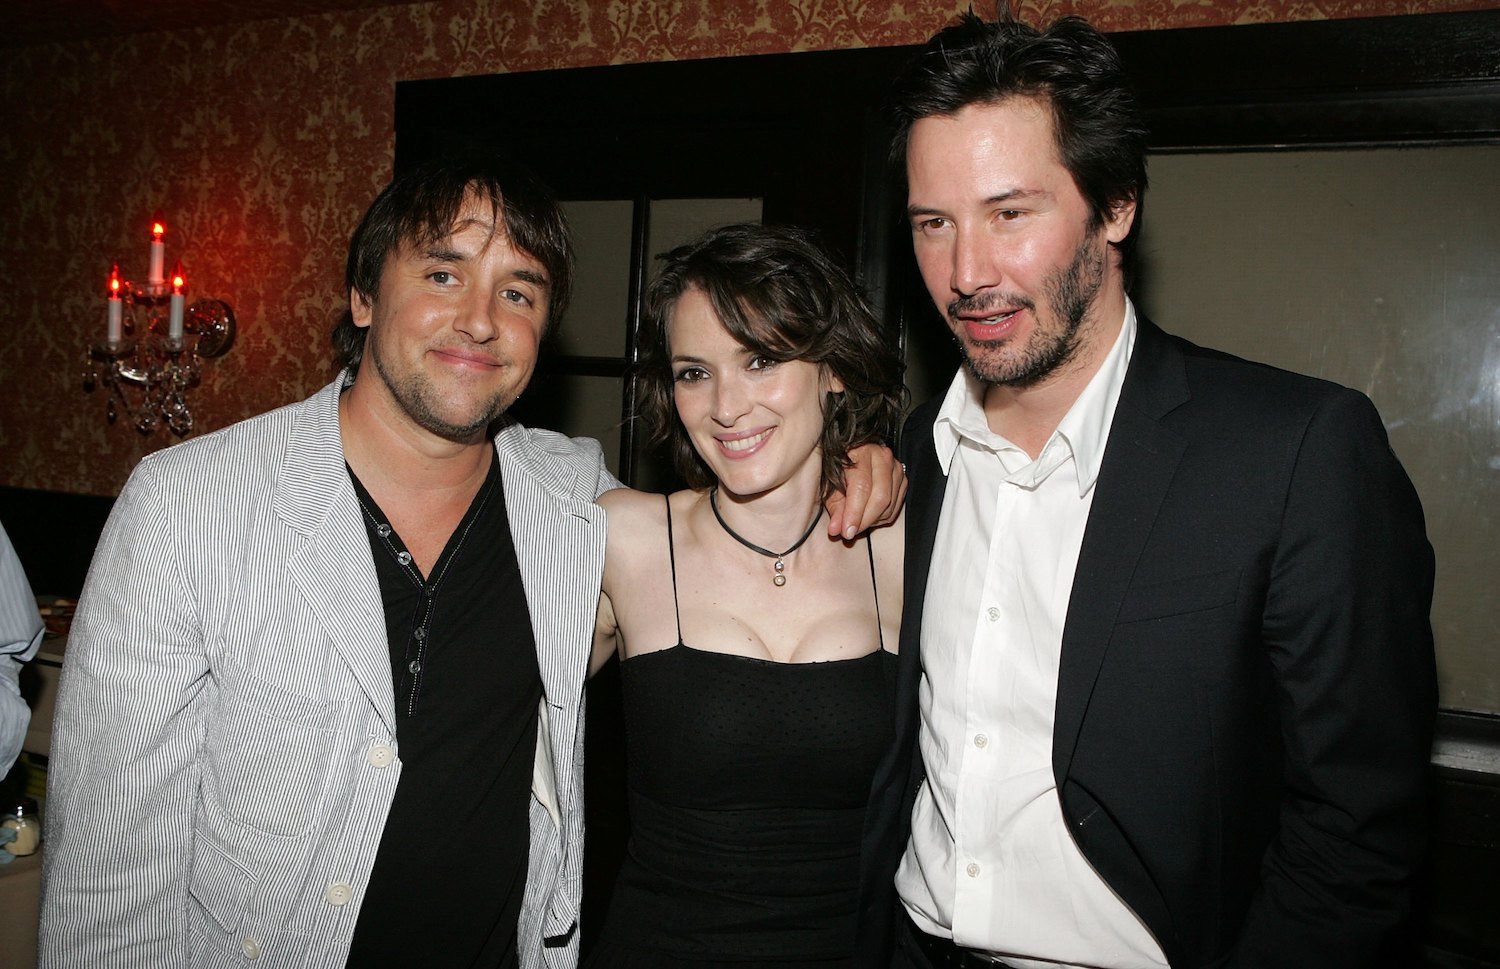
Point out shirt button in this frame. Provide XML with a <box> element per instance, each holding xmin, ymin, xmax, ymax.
<box><xmin>367</xmin><ymin>742</ymin><xmax>395</xmax><ymax>768</ymax></box>
<box><xmin>376</xmin><ymin>524</ymin><xmax>391</xmax><ymax>538</ymax></box>
<box><xmin>986</xmin><ymin>607</ymin><xmax>1000</xmax><ymax>622</ymax></box>
<box><xmin>973</xmin><ymin>734</ymin><xmax>989</xmax><ymax>749</ymax></box>
<box><xmin>396</xmin><ymin>551</ymin><xmax>412</xmax><ymax>566</ymax></box>
<box><xmin>413</xmin><ymin>627</ymin><xmax>427</xmax><ymax>642</ymax></box>
<box><xmin>408</xmin><ymin>659</ymin><xmax>421</xmax><ymax>675</ymax></box>
<box><xmin>241</xmin><ymin>937</ymin><xmax>262</xmax><ymax>960</ymax></box>
<box><xmin>324</xmin><ymin>882</ymin><xmax>353</xmax><ymax>906</ymax></box>
<box><xmin>966</xmin><ymin>862</ymin><xmax>981</xmax><ymax>878</ymax></box>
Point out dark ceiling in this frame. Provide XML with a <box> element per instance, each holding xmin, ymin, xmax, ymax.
<box><xmin>3</xmin><ymin>0</ymin><xmax>427</xmax><ymax>49</ymax></box>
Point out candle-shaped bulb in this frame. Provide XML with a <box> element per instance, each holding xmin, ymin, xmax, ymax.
<box><xmin>168</xmin><ymin>260</ymin><xmax>186</xmax><ymax>341</ymax></box>
<box><xmin>148</xmin><ymin>210</ymin><xmax>167</xmax><ymax>285</ymax></box>
<box><xmin>107</xmin><ymin>263</ymin><xmax>124</xmax><ymax>343</ymax></box>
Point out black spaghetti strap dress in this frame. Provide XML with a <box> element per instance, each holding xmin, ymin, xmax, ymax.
<box><xmin>585</xmin><ymin>498</ymin><xmax>896</xmax><ymax>968</ymax></box>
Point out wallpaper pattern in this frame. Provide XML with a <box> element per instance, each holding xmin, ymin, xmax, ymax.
<box><xmin>0</xmin><ymin>0</ymin><xmax>1492</xmax><ymax>494</ymax></box>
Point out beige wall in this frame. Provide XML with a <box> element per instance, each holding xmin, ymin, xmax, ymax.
<box><xmin>1137</xmin><ymin>146</ymin><xmax>1500</xmax><ymax>714</ymax></box>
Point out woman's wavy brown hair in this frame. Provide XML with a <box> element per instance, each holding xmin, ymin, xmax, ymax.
<box><xmin>638</xmin><ymin>222</ymin><xmax>905</xmax><ymax>493</ymax></box>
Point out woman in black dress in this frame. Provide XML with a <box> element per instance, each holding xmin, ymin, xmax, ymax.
<box><xmin>586</xmin><ymin>223</ymin><xmax>906</xmax><ymax>968</ymax></box>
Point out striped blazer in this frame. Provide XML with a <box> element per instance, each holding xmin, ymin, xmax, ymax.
<box><xmin>41</xmin><ymin>375</ymin><xmax>613</xmax><ymax>969</ymax></box>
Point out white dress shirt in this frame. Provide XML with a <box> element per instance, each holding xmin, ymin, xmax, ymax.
<box><xmin>896</xmin><ymin>303</ymin><xmax>1168</xmax><ymax>969</ymax></box>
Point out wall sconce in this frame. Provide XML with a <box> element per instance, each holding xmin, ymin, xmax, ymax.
<box><xmin>82</xmin><ymin>212</ymin><xmax>236</xmax><ymax>436</ymax></box>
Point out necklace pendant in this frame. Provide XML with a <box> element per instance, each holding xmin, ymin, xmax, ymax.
<box><xmin>708</xmin><ymin>488</ymin><xmax>820</xmax><ymax>592</ymax></box>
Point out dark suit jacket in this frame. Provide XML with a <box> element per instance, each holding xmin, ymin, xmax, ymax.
<box><xmin>857</xmin><ymin>319</ymin><xmax>1436</xmax><ymax>968</ymax></box>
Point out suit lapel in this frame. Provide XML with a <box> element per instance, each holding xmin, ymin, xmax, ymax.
<box><xmin>1053</xmin><ymin>320</ymin><xmax>1190</xmax><ymax>781</ymax></box>
<box><xmin>275</xmin><ymin>377</ymin><xmax>397</xmax><ymax>734</ymax></box>
<box><xmin>897</xmin><ymin>401</ymin><xmax>948</xmax><ymax>736</ymax></box>
<box><xmin>494</xmin><ymin>423</ymin><xmax>605</xmax><ymax>711</ymax></box>
<box><xmin>495</xmin><ymin>423</ymin><xmax>604</xmax><ymax>830</ymax></box>
<box><xmin>899</xmin><ymin>402</ymin><xmax>947</xmax><ymax>670</ymax></box>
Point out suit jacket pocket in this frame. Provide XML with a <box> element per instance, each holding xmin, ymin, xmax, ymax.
<box><xmin>189</xmin><ymin>834</ymin><xmax>253</xmax><ymax>937</ymax></box>
<box><xmin>205</xmin><ymin>669</ymin><xmax>337</xmax><ymax>837</ymax></box>
<box><xmin>1116</xmin><ymin>569</ymin><xmax>1239</xmax><ymax>624</ymax></box>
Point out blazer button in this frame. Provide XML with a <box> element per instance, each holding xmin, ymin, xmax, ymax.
<box><xmin>367</xmin><ymin>742</ymin><xmax>395</xmax><ymax>768</ymax></box>
<box><xmin>240</xmin><ymin>937</ymin><xmax>262</xmax><ymax>960</ymax></box>
<box><xmin>325</xmin><ymin>882</ymin><xmax>354</xmax><ymax>906</ymax></box>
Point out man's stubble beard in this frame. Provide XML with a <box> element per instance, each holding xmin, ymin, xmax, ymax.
<box><xmin>952</xmin><ymin>234</ymin><xmax>1107</xmax><ymax>389</ymax></box>
<box><xmin>368</xmin><ymin>335</ymin><xmax>515</xmax><ymax>443</ymax></box>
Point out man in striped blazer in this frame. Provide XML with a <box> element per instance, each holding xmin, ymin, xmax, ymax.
<box><xmin>41</xmin><ymin>155</ymin><xmax>605</xmax><ymax>969</ymax></box>
<box><xmin>40</xmin><ymin>153</ymin><xmax>895</xmax><ymax>968</ymax></box>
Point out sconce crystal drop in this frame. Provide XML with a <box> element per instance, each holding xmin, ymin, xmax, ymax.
<box><xmin>83</xmin><ymin>281</ymin><xmax>236</xmax><ymax>436</ymax></box>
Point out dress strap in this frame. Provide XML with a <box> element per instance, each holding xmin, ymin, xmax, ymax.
<box><xmin>665</xmin><ymin>495</ymin><xmax>685</xmax><ymax>648</ymax></box>
<box><xmin>866</xmin><ymin>535</ymin><xmax>885</xmax><ymax>652</ymax></box>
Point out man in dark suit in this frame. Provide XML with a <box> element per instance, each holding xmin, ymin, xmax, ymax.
<box><xmin>860</xmin><ymin>11</ymin><xmax>1437</xmax><ymax>969</ymax></box>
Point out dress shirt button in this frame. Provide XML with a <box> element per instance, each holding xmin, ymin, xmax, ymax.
<box><xmin>324</xmin><ymin>882</ymin><xmax>353</xmax><ymax>906</ymax></box>
<box><xmin>973</xmin><ymin>734</ymin><xmax>989</xmax><ymax>749</ymax></box>
<box><xmin>408</xmin><ymin>659</ymin><xmax>421</xmax><ymax>675</ymax></box>
<box><xmin>413</xmin><ymin>627</ymin><xmax>427</xmax><ymax>642</ymax></box>
<box><xmin>966</xmin><ymin>862</ymin><xmax>981</xmax><ymax>878</ymax></box>
<box><xmin>376</xmin><ymin>524</ymin><xmax>391</xmax><ymax>538</ymax></box>
<box><xmin>986</xmin><ymin>607</ymin><xmax>1000</xmax><ymax>622</ymax></box>
<box><xmin>367</xmin><ymin>742</ymin><xmax>395</xmax><ymax>768</ymax></box>
<box><xmin>397</xmin><ymin>551</ymin><xmax>412</xmax><ymax>566</ymax></box>
<box><xmin>240</xmin><ymin>937</ymin><xmax>262</xmax><ymax>960</ymax></box>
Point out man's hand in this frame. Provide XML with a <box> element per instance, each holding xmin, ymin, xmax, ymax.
<box><xmin>826</xmin><ymin>443</ymin><xmax>906</xmax><ymax>539</ymax></box>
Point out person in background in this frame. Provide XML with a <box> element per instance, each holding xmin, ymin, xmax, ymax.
<box><xmin>0</xmin><ymin>522</ymin><xmax>43</xmax><ymax>784</ymax></box>
<box><xmin>41</xmin><ymin>154</ymin><xmax>899</xmax><ymax>969</ymax></box>
<box><xmin>861</xmin><ymin>10</ymin><xmax>1437</xmax><ymax>969</ymax></box>
<box><xmin>585</xmin><ymin>223</ymin><xmax>905</xmax><ymax>968</ymax></box>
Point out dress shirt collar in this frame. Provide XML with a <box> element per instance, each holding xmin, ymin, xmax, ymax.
<box><xmin>932</xmin><ymin>299</ymin><xmax>1138</xmax><ymax>497</ymax></box>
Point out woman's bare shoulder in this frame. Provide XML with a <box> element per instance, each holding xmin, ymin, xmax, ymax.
<box><xmin>600</xmin><ymin>486</ymin><xmax>700</xmax><ymax>548</ymax></box>
<box><xmin>598</xmin><ymin>485</ymin><xmax>668</xmax><ymax>518</ymax></box>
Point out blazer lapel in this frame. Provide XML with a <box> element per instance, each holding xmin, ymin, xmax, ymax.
<box><xmin>495</xmin><ymin>424</ymin><xmax>605</xmax><ymax>710</ymax></box>
<box><xmin>274</xmin><ymin>377</ymin><xmax>396</xmax><ymax>734</ymax></box>
<box><xmin>1053</xmin><ymin>320</ymin><xmax>1190</xmax><ymax>782</ymax></box>
<box><xmin>493</xmin><ymin>423</ymin><xmax>606</xmax><ymax>832</ymax></box>
<box><xmin>897</xmin><ymin>401</ymin><xmax>948</xmax><ymax>733</ymax></box>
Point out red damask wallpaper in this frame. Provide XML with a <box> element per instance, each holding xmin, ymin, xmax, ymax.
<box><xmin>0</xmin><ymin>0</ymin><xmax>1491</xmax><ymax>495</ymax></box>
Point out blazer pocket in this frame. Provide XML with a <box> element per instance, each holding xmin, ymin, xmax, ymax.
<box><xmin>205</xmin><ymin>670</ymin><xmax>337</xmax><ymax>837</ymax></box>
<box><xmin>1116</xmin><ymin>568</ymin><xmax>1239</xmax><ymax>624</ymax></box>
<box><xmin>188</xmin><ymin>834</ymin><xmax>253</xmax><ymax>937</ymax></box>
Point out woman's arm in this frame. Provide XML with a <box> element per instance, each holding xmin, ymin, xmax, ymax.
<box><xmin>589</xmin><ymin>486</ymin><xmax>657</xmax><ymax>676</ymax></box>
<box><xmin>591</xmin><ymin>588</ymin><xmax>620</xmax><ymax>676</ymax></box>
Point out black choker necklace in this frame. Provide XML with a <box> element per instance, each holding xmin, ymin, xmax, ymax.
<box><xmin>709</xmin><ymin>487</ymin><xmax>823</xmax><ymax>587</ymax></box>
